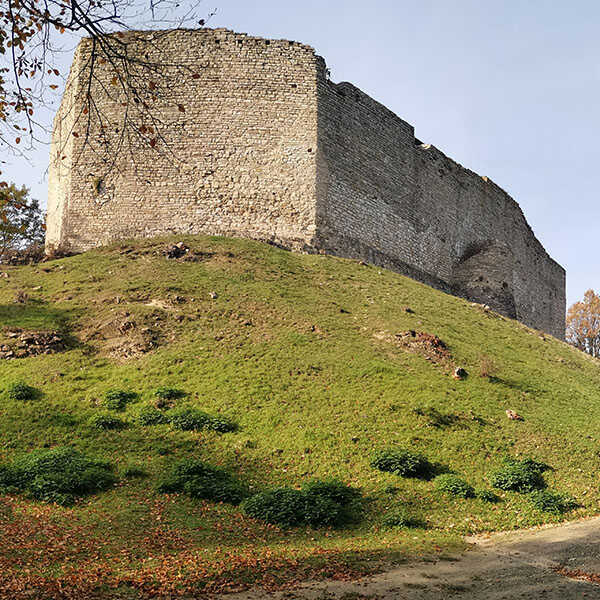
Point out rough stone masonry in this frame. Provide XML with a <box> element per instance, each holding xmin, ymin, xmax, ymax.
<box><xmin>45</xmin><ymin>28</ymin><xmax>566</xmax><ymax>339</ymax></box>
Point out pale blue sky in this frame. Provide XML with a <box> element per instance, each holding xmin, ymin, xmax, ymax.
<box><xmin>5</xmin><ymin>0</ymin><xmax>598</xmax><ymax>306</ymax></box>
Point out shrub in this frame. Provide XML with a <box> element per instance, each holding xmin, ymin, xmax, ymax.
<box><xmin>383</xmin><ymin>508</ymin><xmax>426</xmax><ymax>529</ymax></box>
<box><xmin>489</xmin><ymin>458</ymin><xmax>549</xmax><ymax>493</ymax></box>
<box><xmin>529</xmin><ymin>490</ymin><xmax>577</xmax><ymax>514</ymax></box>
<box><xmin>5</xmin><ymin>381</ymin><xmax>38</xmax><ymax>402</ymax></box>
<box><xmin>0</xmin><ymin>447</ymin><xmax>116</xmax><ymax>506</ymax></box>
<box><xmin>103</xmin><ymin>389</ymin><xmax>138</xmax><ymax>411</ymax></box>
<box><xmin>242</xmin><ymin>488</ymin><xmax>308</xmax><ymax>527</ymax></box>
<box><xmin>0</xmin><ymin>463</ymin><xmax>20</xmax><ymax>492</ymax></box>
<box><xmin>370</xmin><ymin>448</ymin><xmax>433</xmax><ymax>479</ymax></box>
<box><xmin>154</xmin><ymin>387</ymin><xmax>187</xmax><ymax>401</ymax></box>
<box><xmin>242</xmin><ymin>479</ymin><xmax>363</xmax><ymax>528</ymax></box>
<box><xmin>434</xmin><ymin>474</ymin><xmax>474</xmax><ymax>498</ymax></box>
<box><xmin>301</xmin><ymin>478</ymin><xmax>362</xmax><ymax>508</ymax></box>
<box><xmin>301</xmin><ymin>479</ymin><xmax>363</xmax><ymax>526</ymax></box>
<box><xmin>475</xmin><ymin>488</ymin><xmax>500</xmax><ymax>503</ymax></box>
<box><xmin>167</xmin><ymin>406</ymin><xmax>237</xmax><ymax>433</ymax></box>
<box><xmin>157</xmin><ymin>458</ymin><xmax>249</xmax><ymax>505</ymax></box>
<box><xmin>89</xmin><ymin>413</ymin><xmax>127</xmax><ymax>431</ymax></box>
<box><xmin>135</xmin><ymin>404</ymin><xmax>168</xmax><ymax>426</ymax></box>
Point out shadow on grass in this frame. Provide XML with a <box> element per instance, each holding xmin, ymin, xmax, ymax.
<box><xmin>487</xmin><ymin>375</ymin><xmax>544</xmax><ymax>394</ymax></box>
<box><xmin>413</xmin><ymin>406</ymin><xmax>488</xmax><ymax>430</ymax></box>
<box><xmin>0</xmin><ymin>301</ymin><xmax>73</xmax><ymax>332</ymax></box>
<box><xmin>0</xmin><ymin>302</ymin><xmax>94</xmax><ymax>356</ymax></box>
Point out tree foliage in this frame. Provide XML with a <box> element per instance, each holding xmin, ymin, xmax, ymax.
<box><xmin>567</xmin><ymin>289</ymin><xmax>600</xmax><ymax>358</ymax></box>
<box><xmin>0</xmin><ymin>0</ymin><xmax>211</xmax><ymax>178</ymax></box>
<box><xmin>0</xmin><ymin>182</ymin><xmax>44</xmax><ymax>260</ymax></box>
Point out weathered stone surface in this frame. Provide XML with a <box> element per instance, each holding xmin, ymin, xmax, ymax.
<box><xmin>0</xmin><ymin>330</ymin><xmax>66</xmax><ymax>359</ymax></box>
<box><xmin>45</xmin><ymin>27</ymin><xmax>565</xmax><ymax>339</ymax></box>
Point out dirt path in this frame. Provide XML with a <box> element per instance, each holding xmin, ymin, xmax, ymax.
<box><xmin>227</xmin><ymin>518</ymin><xmax>600</xmax><ymax>599</ymax></box>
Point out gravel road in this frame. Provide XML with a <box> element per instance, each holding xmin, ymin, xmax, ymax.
<box><xmin>226</xmin><ymin>517</ymin><xmax>600</xmax><ymax>599</ymax></box>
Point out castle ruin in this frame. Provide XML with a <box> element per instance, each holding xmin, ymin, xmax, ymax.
<box><xmin>46</xmin><ymin>28</ymin><xmax>566</xmax><ymax>339</ymax></box>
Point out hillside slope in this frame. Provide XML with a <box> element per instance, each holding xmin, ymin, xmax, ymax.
<box><xmin>0</xmin><ymin>235</ymin><xmax>598</xmax><ymax>599</ymax></box>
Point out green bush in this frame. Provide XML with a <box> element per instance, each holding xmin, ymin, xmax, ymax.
<box><xmin>154</xmin><ymin>387</ymin><xmax>187</xmax><ymax>401</ymax></box>
<box><xmin>475</xmin><ymin>488</ymin><xmax>500</xmax><ymax>503</ymax></box>
<box><xmin>135</xmin><ymin>404</ymin><xmax>168</xmax><ymax>426</ymax></box>
<box><xmin>89</xmin><ymin>413</ymin><xmax>127</xmax><ymax>431</ymax></box>
<box><xmin>5</xmin><ymin>381</ymin><xmax>38</xmax><ymax>402</ymax></box>
<box><xmin>301</xmin><ymin>479</ymin><xmax>363</xmax><ymax>526</ymax></box>
<box><xmin>301</xmin><ymin>478</ymin><xmax>360</xmax><ymax>506</ymax></box>
<box><xmin>167</xmin><ymin>406</ymin><xmax>237</xmax><ymax>433</ymax></box>
<box><xmin>103</xmin><ymin>389</ymin><xmax>138</xmax><ymax>411</ymax></box>
<box><xmin>370</xmin><ymin>448</ymin><xmax>433</xmax><ymax>479</ymax></box>
<box><xmin>243</xmin><ymin>488</ymin><xmax>306</xmax><ymax>527</ymax></box>
<box><xmin>242</xmin><ymin>479</ymin><xmax>363</xmax><ymax>528</ymax></box>
<box><xmin>434</xmin><ymin>474</ymin><xmax>474</xmax><ymax>498</ymax></box>
<box><xmin>489</xmin><ymin>458</ymin><xmax>549</xmax><ymax>493</ymax></box>
<box><xmin>157</xmin><ymin>458</ymin><xmax>249</xmax><ymax>505</ymax></box>
<box><xmin>383</xmin><ymin>508</ymin><xmax>427</xmax><ymax>529</ymax></box>
<box><xmin>0</xmin><ymin>447</ymin><xmax>116</xmax><ymax>506</ymax></box>
<box><xmin>529</xmin><ymin>490</ymin><xmax>577</xmax><ymax>514</ymax></box>
<box><xmin>0</xmin><ymin>463</ymin><xmax>20</xmax><ymax>492</ymax></box>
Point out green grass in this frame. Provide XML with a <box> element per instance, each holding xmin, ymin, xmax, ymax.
<box><xmin>0</xmin><ymin>234</ymin><xmax>598</xmax><ymax>598</ymax></box>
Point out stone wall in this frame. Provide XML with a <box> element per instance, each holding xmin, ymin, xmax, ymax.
<box><xmin>315</xmin><ymin>65</ymin><xmax>565</xmax><ymax>339</ymax></box>
<box><xmin>46</xmin><ymin>27</ymin><xmax>565</xmax><ymax>339</ymax></box>
<box><xmin>46</xmin><ymin>47</ymin><xmax>82</xmax><ymax>248</ymax></box>
<box><xmin>46</xmin><ymin>29</ymin><xmax>321</xmax><ymax>253</ymax></box>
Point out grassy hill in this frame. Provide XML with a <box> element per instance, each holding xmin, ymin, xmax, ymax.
<box><xmin>0</xmin><ymin>235</ymin><xmax>598</xmax><ymax>598</ymax></box>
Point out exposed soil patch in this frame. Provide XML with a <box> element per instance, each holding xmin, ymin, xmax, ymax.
<box><xmin>110</xmin><ymin>241</ymin><xmax>214</xmax><ymax>263</ymax></box>
<box><xmin>79</xmin><ymin>311</ymin><xmax>165</xmax><ymax>361</ymax></box>
<box><xmin>162</xmin><ymin>241</ymin><xmax>215</xmax><ymax>262</ymax></box>
<box><xmin>375</xmin><ymin>330</ymin><xmax>454</xmax><ymax>371</ymax></box>
<box><xmin>397</xmin><ymin>331</ymin><xmax>450</xmax><ymax>360</ymax></box>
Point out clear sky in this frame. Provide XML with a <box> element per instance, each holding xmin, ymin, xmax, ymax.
<box><xmin>5</xmin><ymin>0</ymin><xmax>598</xmax><ymax>306</ymax></box>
